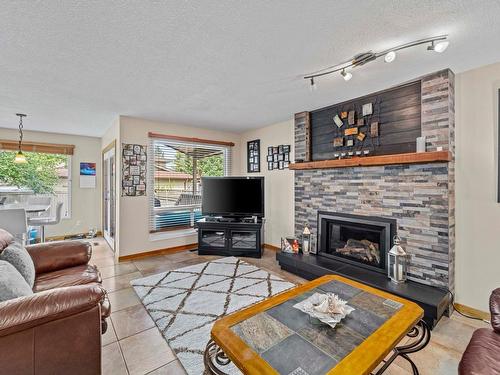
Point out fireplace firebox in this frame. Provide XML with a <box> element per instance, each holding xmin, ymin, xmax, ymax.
<box><xmin>317</xmin><ymin>211</ymin><xmax>396</xmax><ymax>273</ymax></box>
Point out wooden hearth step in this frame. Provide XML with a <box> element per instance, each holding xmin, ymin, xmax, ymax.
<box><xmin>289</xmin><ymin>151</ymin><xmax>451</xmax><ymax>170</ymax></box>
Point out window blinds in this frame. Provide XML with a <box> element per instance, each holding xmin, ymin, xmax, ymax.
<box><xmin>148</xmin><ymin>135</ymin><xmax>232</xmax><ymax>233</ymax></box>
<box><xmin>0</xmin><ymin>140</ymin><xmax>75</xmax><ymax>155</ymax></box>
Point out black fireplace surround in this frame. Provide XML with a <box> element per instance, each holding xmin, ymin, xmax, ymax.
<box><xmin>317</xmin><ymin>211</ymin><xmax>396</xmax><ymax>274</ymax></box>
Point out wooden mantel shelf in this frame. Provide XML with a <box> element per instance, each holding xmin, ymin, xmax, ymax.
<box><xmin>289</xmin><ymin>151</ymin><xmax>451</xmax><ymax>170</ymax></box>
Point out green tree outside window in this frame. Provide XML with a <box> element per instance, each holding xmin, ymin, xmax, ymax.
<box><xmin>0</xmin><ymin>151</ymin><xmax>67</xmax><ymax>194</ymax></box>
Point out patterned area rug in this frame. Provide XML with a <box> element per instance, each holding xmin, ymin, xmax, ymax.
<box><xmin>130</xmin><ymin>256</ymin><xmax>295</xmax><ymax>375</ymax></box>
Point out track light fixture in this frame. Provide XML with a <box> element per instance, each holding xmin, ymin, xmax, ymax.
<box><xmin>384</xmin><ymin>51</ymin><xmax>396</xmax><ymax>63</ymax></box>
<box><xmin>427</xmin><ymin>40</ymin><xmax>449</xmax><ymax>53</ymax></box>
<box><xmin>304</xmin><ymin>35</ymin><xmax>449</xmax><ymax>86</ymax></box>
<box><xmin>341</xmin><ymin>69</ymin><xmax>352</xmax><ymax>81</ymax></box>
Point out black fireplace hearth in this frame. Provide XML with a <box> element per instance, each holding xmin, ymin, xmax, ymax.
<box><xmin>317</xmin><ymin>211</ymin><xmax>396</xmax><ymax>274</ymax></box>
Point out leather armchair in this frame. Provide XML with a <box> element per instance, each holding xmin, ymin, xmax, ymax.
<box><xmin>458</xmin><ymin>288</ymin><xmax>500</xmax><ymax>374</ymax></box>
<box><xmin>0</xmin><ymin>284</ymin><xmax>105</xmax><ymax>375</ymax></box>
<box><xmin>0</xmin><ymin>240</ymin><xmax>111</xmax><ymax>374</ymax></box>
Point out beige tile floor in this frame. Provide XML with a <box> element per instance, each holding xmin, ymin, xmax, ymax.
<box><xmin>90</xmin><ymin>238</ymin><xmax>488</xmax><ymax>375</ymax></box>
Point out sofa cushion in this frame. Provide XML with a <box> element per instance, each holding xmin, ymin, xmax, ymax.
<box><xmin>33</xmin><ymin>264</ymin><xmax>101</xmax><ymax>292</ymax></box>
<box><xmin>0</xmin><ymin>240</ymin><xmax>35</xmax><ymax>287</ymax></box>
<box><xmin>0</xmin><ymin>228</ymin><xmax>14</xmax><ymax>251</ymax></box>
<box><xmin>0</xmin><ymin>260</ymin><xmax>33</xmax><ymax>302</ymax></box>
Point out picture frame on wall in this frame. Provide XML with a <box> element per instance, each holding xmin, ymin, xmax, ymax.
<box><xmin>121</xmin><ymin>143</ymin><xmax>147</xmax><ymax>197</ymax></box>
<box><xmin>247</xmin><ymin>139</ymin><xmax>260</xmax><ymax>173</ymax></box>
<box><xmin>267</xmin><ymin>144</ymin><xmax>291</xmax><ymax>171</ymax></box>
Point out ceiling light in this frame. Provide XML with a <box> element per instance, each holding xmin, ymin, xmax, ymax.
<box><xmin>384</xmin><ymin>51</ymin><xmax>396</xmax><ymax>63</ymax></box>
<box><xmin>341</xmin><ymin>69</ymin><xmax>352</xmax><ymax>81</ymax></box>
<box><xmin>428</xmin><ymin>40</ymin><xmax>449</xmax><ymax>53</ymax></box>
<box><xmin>309</xmin><ymin>77</ymin><xmax>317</xmax><ymax>91</ymax></box>
<box><xmin>14</xmin><ymin>114</ymin><xmax>28</xmax><ymax>164</ymax></box>
<box><xmin>303</xmin><ymin>35</ymin><xmax>449</xmax><ymax>88</ymax></box>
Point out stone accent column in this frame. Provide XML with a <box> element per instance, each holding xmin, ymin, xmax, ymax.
<box><xmin>294</xmin><ymin>112</ymin><xmax>310</xmax><ymax>162</ymax></box>
<box><xmin>421</xmin><ymin>69</ymin><xmax>453</xmax><ymax>152</ymax></box>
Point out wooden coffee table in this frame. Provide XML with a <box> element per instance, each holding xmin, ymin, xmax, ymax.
<box><xmin>204</xmin><ymin>275</ymin><xmax>430</xmax><ymax>375</ymax></box>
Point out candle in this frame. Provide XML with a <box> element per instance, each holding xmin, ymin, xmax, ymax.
<box><xmin>393</xmin><ymin>263</ymin><xmax>404</xmax><ymax>281</ymax></box>
<box><xmin>303</xmin><ymin>239</ymin><xmax>309</xmax><ymax>254</ymax></box>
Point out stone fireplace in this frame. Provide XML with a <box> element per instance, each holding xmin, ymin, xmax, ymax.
<box><xmin>317</xmin><ymin>211</ymin><xmax>396</xmax><ymax>274</ymax></box>
<box><xmin>293</xmin><ymin>69</ymin><xmax>455</xmax><ymax>292</ymax></box>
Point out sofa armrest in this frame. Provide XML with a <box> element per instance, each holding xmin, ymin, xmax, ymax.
<box><xmin>490</xmin><ymin>288</ymin><xmax>500</xmax><ymax>332</ymax></box>
<box><xmin>26</xmin><ymin>240</ymin><xmax>91</xmax><ymax>274</ymax></box>
<box><xmin>0</xmin><ymin>284</ymin><xmax>105</xmax><ymax>337</ymax></box>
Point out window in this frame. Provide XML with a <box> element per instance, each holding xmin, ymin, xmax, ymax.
<box><xmin>148</xmin><ymin>135</ymin><xmax>233</xmax><ymax>232</ymax></box>
<box><xmin>0</xmin><ymin>140</ymin><xmax>74</xmax><ymax>219</ymax></box>
<box><xmin>0</xmin><ymin>150</ymin><xmax>72</xmax><ymax>218</ymax></box>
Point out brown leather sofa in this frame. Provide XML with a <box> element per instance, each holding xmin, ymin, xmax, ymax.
<box><xmin>459</xmin><ymin>288</ymin><xmax>500</xmax><ymax>375</ymax></box>
<box><xmin>0</xmin><ymin>240</ymin><xmax>111</xmax><ymax>375</ymax></box>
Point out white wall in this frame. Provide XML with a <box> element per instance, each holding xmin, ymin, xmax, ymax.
<box><xmin>240</xmin><ymin>120</ymin><xmax>295</xmax><ymax>247</ymax></box>
<box><xmin>0</xmin><ymin>128</ymin><xmax>101</xmax><ymax>237</ymax></box>
<box><xmin>455</xmin><ymin>62</ymin><xmax>500</xmax><ymax>311</ymax></box>
<box><xmin>117</xmin><ymin>116</ymin><xmax>242</xmax><ymax>257</ymax></box>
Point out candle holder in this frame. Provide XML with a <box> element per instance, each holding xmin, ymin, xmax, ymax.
<box><xmin>388</xmin><ymin>236</ymin><xmax>408</xmax><ymax>284</ymax></box>
<box><xmin>302</xmin><ymin>223</ymin><xmax>311</xmax><ymax>254</ymax></box>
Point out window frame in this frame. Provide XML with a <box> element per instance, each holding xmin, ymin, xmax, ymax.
<box><xmin>148</xmin><ymin>135</ymin><xmax>233</xmax><ymax>233</ymax></box>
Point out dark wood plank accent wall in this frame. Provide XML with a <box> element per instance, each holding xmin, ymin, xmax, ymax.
<box><xmin>310</xmin><ymin>81</ymin><xmax>422</xmax><ymax>161</ymax></box>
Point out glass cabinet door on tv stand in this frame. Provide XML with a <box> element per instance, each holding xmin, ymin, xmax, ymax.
<box><xmin>199</xmin><ymin>229</ymin><xmax>226</xmax><ymax>248</ymax></box>
<box><xmin>230</xmin><ymin>230</ymin><xmax>258</xmax><ymax>249</ymax></box>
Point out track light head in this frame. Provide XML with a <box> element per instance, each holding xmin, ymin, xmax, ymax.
<box><xmin>428</xmin><ymin>40</ymin><xmax>449</xmax><ymax>53</ymax></box>
<box><xmin>384</xmin><ymin>51</ymin><xmax>396</xmax><ymax>63</ymax></box>
<box><xmin>341</xmin><ymin>69</ymin><xmax>352</xmax><ymax>81</ymax></box>
<box><xmin>309</xmin><ymin>77</ymin><xmax>317</xmax><ymax>91</ymax></box>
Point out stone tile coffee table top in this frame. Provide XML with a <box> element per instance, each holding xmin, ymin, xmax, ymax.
<box><xmin>210</xmin><ymin>275</ymin><xmax>424</xmax><ymax>375</ymax></box>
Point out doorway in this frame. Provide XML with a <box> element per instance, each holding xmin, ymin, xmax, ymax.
<box><xmin>103</xmin><ymin>142</ymin><xmax>116</xmax><ymax>250</ymax></box>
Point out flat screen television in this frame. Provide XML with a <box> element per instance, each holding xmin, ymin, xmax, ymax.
<box><xmin>201</xmin><ymin>177</ymin><xmax>264</xmax><ymax>217</ymax></box>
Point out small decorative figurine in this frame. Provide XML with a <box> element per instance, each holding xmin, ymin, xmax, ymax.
<box><xmin>416</xmin><ymin>136</ymin><xmax>426</xmax><ymax>153</ymax></box>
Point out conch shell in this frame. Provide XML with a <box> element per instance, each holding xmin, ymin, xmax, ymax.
<box><xmin>312</xmin><ymin>294</ymin><xmax>349</xmax><ymax>315</ymax></box>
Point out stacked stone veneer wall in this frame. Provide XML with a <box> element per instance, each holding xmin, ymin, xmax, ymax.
<box><xmin>294</xmin><ymin>69</ymin><xmax>455</xmax><ymax>290</ymax></box>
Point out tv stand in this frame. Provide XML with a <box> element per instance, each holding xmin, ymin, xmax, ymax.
<box><xmin>196</xmin><ymin>218</ymin><xmax>263</xmax><ymax>258</ymax></box>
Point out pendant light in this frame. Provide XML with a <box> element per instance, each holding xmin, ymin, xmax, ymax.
<box><xmin>14</xmin><ymin>113</ymin><xmax>27</xmax><ymax>164</ymax></box>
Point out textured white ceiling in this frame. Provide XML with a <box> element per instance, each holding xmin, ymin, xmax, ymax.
<box><xmin>1</xmin><ymin>1</ymin><xmax>499</xmax><ymax>137</ymax></box>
